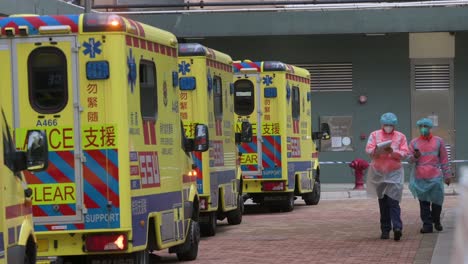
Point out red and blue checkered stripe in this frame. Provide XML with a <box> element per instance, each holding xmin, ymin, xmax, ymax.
<box><xmin>193</xmin><ymin>152</ymin><xmax>203</xmax><ymax>194</ymax></box>
<box><xmin>239</xmin><ymin>135</ymin><xmax>282</xmax><ymax>178</ymax></box>
<box><xmin>0</xmin><ymin>15</ymin><xmax>79</xmax><ymax>36</ymax></box>
<box><xmin>25</xmin><ymin>149</ymin><xmax>120</xmax><ymax>231</ymax></box>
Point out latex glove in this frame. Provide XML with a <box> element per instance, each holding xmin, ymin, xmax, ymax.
<box><xmin>384</xmin><ymin>146</ymin><xmax>393</xmax><ymax>154</ymax></box>
<box><xmin>444</xmin><ymin>178</ymin><xmax>451</xmax><ymax>186</ymax></box>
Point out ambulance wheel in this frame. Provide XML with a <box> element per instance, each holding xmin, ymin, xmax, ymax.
<box><xmin>133</xmin><ymin>249</ymin><xmax>150</xmax><ymax>264</ymax></box>
<box><xmin>177</xmin><ymin>220</ymin><xmax>200</xmax><ymax>261</ymax></box>
<box><xmin>304</xmin><ymin>181</ymin><xmax>321</xmax><ymax>205</ymax></box>
<box><xmin>23</xmin><ymin>236</ymin><xmax>36</xmax><ymax>264</ymax></box>
<box><xmin>282</xmin><ymin>193</ymin><xmax>295</xmax><ymax>212</ymax></box>
<box><xmin>227</xmin><ymin>194</ymin><xmax>243</xmax><ymax>225</ymax></box>
<box><xmin>200</xmin><ymin>212</ymin><xmax>216</xmax><ymax>237</ymax></box>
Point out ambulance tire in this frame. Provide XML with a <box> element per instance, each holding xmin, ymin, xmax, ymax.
<box><xmin>227</xmin><ymin>194</ymin><xmax>243</xmax><ymax>225</ymax></box>
<box><xmin>281</xmin><ymin>193</ymin><xmax>295</xmax><ymax>212</ymax></box>
<box><xmin>23</xmin><ymin>236</ymin><xmax>36</xmax><ymax>264</ymax></box>
<box><xmin>177</xmin><ymin>220</ymin><xmax>200</xmax><ymax>261</ymax></box>
<box><xmin>133</xmin><ymin>249</ymin><xmax>150</xmax><ymax>264</ymax></box>
<box><xmin>200</xmin><ymin>212</ymin><xmax>216</xmax><ymax>237</ymax></box>
<box><xmin>304</xmin><ymin>181</ymin><xmax>321</xmax><ymax>205</ymax></box>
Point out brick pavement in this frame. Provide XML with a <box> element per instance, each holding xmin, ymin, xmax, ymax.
<box><xmin>153</xmin><ymin>196</ymin><xmax>458</xmax><ymax>264</ymax></box>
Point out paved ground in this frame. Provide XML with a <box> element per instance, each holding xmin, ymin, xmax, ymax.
<box><xmin>152</xmin><ymin>191</ymin><xmax>458</xmax><ymax>264</ymax></box>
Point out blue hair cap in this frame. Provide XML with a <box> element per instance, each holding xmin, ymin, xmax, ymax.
<box><xmin>380</xmin><ymin>112</ymin><xmax>398</xmax><ymax>126</ymax></box>
<box><xmin>416</xmin><ymin>117</ymin><xmax>433</xmax><ymax>128</ymax></box>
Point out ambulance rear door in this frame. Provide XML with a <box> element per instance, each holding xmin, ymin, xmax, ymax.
<box><xmin>234</xmin><ymin>70</ymin><xmax>263</xmax><ymax>178</ymax></box>
<box><xmin>11</xmin><ymin>36</ymin><xmax>83</xmax><ymax>225</ymax></box>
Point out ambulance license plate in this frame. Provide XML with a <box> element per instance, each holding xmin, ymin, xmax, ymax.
<box><xmin>37</xmin><ymin>239</ymin><xmax>49</xmax><ymax>252</ymax></box>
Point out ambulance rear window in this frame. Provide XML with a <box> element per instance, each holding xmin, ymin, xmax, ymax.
<box><xmin>292</xmin><ymin>86</ymin><xmax>300</xmax><ymax>120</ymax></box>
<box><xmin>234</xmin><ymin>79</ymin><xmax>254</xmax><ymax>116</ymax></box>
<box><xmin>28</xmin><ymin>47</ymin><xmax>68</xmax><ymax>114</ymax></box>
<box><xmin>139</xmin><ymin>60</ymin><xmax>158</xmax><ymax>120</ymax></box>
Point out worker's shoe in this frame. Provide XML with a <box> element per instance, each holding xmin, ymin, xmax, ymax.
<box><xmin>380</xmin><ymin>232</ymin><xmax>390</xmax><ymax>240</ymax></box>
<box><xmin>393</xmin><ymin>229</ymin><xmax>402</xmax><ymax>241</ymax></box>
<box><xmin>434</xmin><ymin>223</ymin><xmax>443</xmax><ymax>232</ymax></box>
<box><xmin>420</xmin><ymin>228</ymin><xmax>433</xmax><ymax>234</ymax></box>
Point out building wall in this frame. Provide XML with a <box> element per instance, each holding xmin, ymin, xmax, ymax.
<box><xmin>199</xmin><ymin>34</ymin><xmax>412</xmax><ymax>183</ymax></box>
<box><xmin>455</xmin><ymin>32</ymin><xmax>468</xmax><ymax>175</ymax></box>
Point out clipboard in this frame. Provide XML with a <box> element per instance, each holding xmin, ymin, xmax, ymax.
<box><xmin>376</xmin><ymin>140</ymin><xmax>392</xmax><ymax>149</ymax></box>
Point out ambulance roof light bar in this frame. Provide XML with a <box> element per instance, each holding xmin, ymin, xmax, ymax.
<box><xmin>39</xmin><ymin>25</ymin><xmax>71</xmax><ymax>34</ymax></box>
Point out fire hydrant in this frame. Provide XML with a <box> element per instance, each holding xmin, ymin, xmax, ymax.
<box><xmin>349</xmin><ymin>158</ymin><xmax>369</xmax><ymax>190</ymax></box>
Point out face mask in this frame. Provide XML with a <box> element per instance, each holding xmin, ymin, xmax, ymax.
<box><xmin>383</xmin><ymin>126</ymin><xmax>394</xmax><ymax>133</ymax></box>
<box><xmin>420</xmin><ymin>127</ymin><xmax>430</xmax><ymax>136</ymax></box>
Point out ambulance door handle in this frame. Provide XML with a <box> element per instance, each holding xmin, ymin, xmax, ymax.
<box><xmin>76</xmin><ymin>151</ymin><xmax>86</xmax><ymax>163</ymax></box>
<box><xmin>74</xmin><ymin>103</ymin><xmax>83</xmax><ymax>112</ymax></box>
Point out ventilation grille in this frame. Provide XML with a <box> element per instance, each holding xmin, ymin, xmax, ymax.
<box><xmin>414</xmin><ymin>64</ymin><xmax>450</xmax><ymax>91</ymax></box>
<box><xmin>296</xmin><ymin>63</ymin><xmax>352</xmax><ymax>92</ymax></box>
<box><xmin>445</xmin><ymin>144</ymin><xmax>452</xmax><ymax>162</ymax></box>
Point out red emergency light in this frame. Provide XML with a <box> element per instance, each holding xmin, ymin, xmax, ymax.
<box><xmin>262</xmin><ymin>181</ymin><xmax>285</xmax><ymax>191</ymax></box>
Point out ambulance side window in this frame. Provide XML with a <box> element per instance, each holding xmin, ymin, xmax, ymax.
<box><xmin>213</xmin><ymin>76</ymin><xmax>223</xmax><ymax>120</ymax></box>
<box><xmin>28</xmin><ymin>47</ymin><xmax>68</xmax><ymax>114</ymax></box>
<box><xmin>292</xmin><ymin>86</ymin><xmax>300</xmax><ymax>120</ymax></box>
<box><xmin>139</xmin><ymin>60</ymin><xmax>158</xmax><ymax>120</ymax></box>
<box><xmin>234</xmin><ymin>79</ymin><xmax>254</xmax><ymax>116</ymax></box>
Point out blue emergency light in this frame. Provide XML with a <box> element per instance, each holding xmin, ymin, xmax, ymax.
<box><xmin>172</xmin><ymin>71</ymin><xmax>179</xmax><ymax>87</ymax></box>
<box><xmin>179</xmin><ymin>77</ymin><xmax>196</xmax><ymax>90</ymax></box>
<box><xmin>86</xmin><ymin>61</ymin><xmax>109</xmax><ymax>80</ymax></box>
<box><xmin>264</xmin><ymin>87</ymin><xmax>277</xmax><ymax>98</ymax></box>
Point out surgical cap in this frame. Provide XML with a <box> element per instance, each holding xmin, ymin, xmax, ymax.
<box><xmin>380</xmin><ymin>112</ymin><xmax>398</xmax><ymax>126</ymax></box>
<box><xmin>416</xmin><ymin>118</ymin><xmax>433</xmax><ymax>128</ymax></box>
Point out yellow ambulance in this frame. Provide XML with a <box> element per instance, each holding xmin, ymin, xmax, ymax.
<box><xmin>0</xmin><ymin>56</ymin><xmax>49</xmax><ymax>262</ymax></box>
<box><xmin>0</xmin><ymin>13</ymin><xmax>207</xmax><ymax>263</ymax></box>
<box><xmin>178</xmin><ymin>43</ymin><xmax>251</xmax><ymax>236</ymax></box>
<box><xmin>233</xmin><ymin>60</ymin><xmax>330</xmax><ymax>212</ymax></box>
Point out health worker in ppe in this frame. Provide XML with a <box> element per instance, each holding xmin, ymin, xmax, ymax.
<box><xmin>408</xmin><ymin>118</ymin><xmax>453</xmax><ymax>233</ymax></box>
<box><xmin>365</xmin><ymin>112</ymin><xmax>409</xmax><ymax>241</ymax></box>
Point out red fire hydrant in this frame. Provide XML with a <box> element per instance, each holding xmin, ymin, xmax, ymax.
<box><xmin>349</xmin><ymin>158</ymin><xmax>369</xmax><ymax>190</ymax></box>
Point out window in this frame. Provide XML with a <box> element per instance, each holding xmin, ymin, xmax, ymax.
<box><xmin>234</xmin><ymin>79</ymin><xmax>254</xmax><ymax>116</ymax></box>
<box><xmin>139</xmin><ymin>60</ymin><xmax>158</xmax><ymax>120</ymax></box>
<box><xmin>296</xmin><ymin>63</ymin><xmax>353</xmax><ymax>92</ymax></box>
<box><xmin>213</xmin><ymin>76</ymin><xmax>223</xmax><ymax>120</ymax></box>
<box><xmin>291</xmin><ymin>86</ymin><xmax>300</xmax><ymax>120</ymax></box>
<box><xmin>28</xmin><ymin>47</ymin><xmax>68</xmax><ymax>113</ymax></box>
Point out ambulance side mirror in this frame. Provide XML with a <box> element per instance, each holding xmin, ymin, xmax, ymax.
<box><xmin>194</xmin><ymin>124</ymin><xmax>209</xmax><ymax>152</ymax></box>
<box><xmin>25</xmin><ymin>130</ymin><xmax>49</xmax><ymax>172</ymax></box>
<box><xmin>312</xmin><ymin>123</ymin><xmax>331</xmax><ymax>141</ymax></box>
<box><xmin>235</xmin><ymin>121</ymin><xmax>252</xmax><ymax>144</ymax></box>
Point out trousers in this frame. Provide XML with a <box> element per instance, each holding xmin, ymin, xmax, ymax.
<box><xmin>378</xmin><ymin>194</ymin><xmax>402</xmax><ymax>233</ymax></box>
<box><xmin>419</xmin><ymin>200</ymin><xmax>442</xmax><ymax>231</ymax></box>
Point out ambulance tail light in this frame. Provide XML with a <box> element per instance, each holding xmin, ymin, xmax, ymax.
<box><xmin>312</xmin><ymin>152</ymin><xmax>318</xmax><ymax>159</ymax></box>
<box><xmin>18</xmin><ymin>26</ymin><xmax>29</xmax><ymax>36</ymax></box>
<box><xmin>5</xmin><ymin>27</ymin><xmax>15</xmax><ymax>37</ymax></box>
<box><xmin>262</xmin><ymin>181</ymin><xmax>286</xmax><ymax>191</ymax></box>
<box><xmin>85</xmin><ymin>234</ymin><xmax>128</xmax><ymax>252</ymax></box>
<box><xmin>200</xmin><ymin>197</ymin><xmax>208</xmax><ymax>210</ymax></box>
